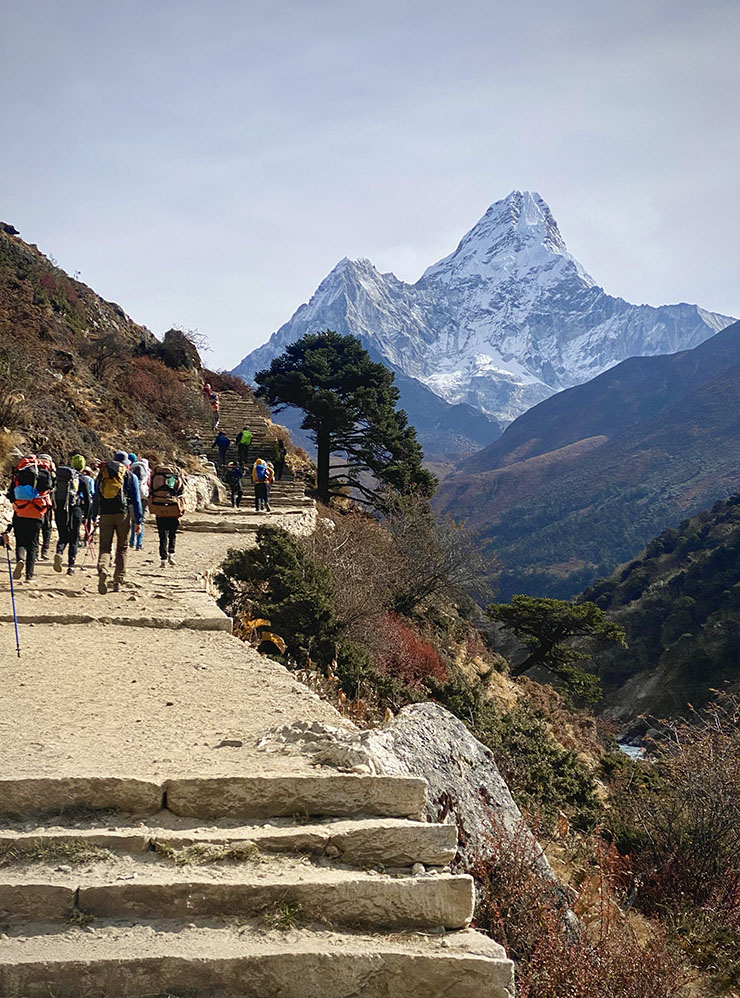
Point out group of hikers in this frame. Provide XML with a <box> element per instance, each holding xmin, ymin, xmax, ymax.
<box><xmin>2</xmin><ymin>451</ymin><xmax>186</xmax><ymax>592</ymax></box>
<box><xmin>212</xmin><ymin>424</ymin><xmax>287</xmax><ymax>512</ymax></box>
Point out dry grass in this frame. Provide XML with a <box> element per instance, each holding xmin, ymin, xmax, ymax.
<box><xmin>0</xmin><ymin>838</ymin><xmax>114</xmax><ymax>867</ymax></box>
<box><xmin>152</xmin><ymin>840</ymin><xmax>260</xmax><ymax>866</ymax></box>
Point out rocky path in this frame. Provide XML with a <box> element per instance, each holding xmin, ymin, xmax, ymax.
<box><xmin>0</xmin><ymin>499</ymin><xmax>515</xmax><ymax>997</ymax></box>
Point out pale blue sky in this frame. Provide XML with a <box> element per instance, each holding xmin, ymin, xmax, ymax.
<box><xmin>1</xmin><ymin>0</ymin><xmax>738</xmax><ymax>367</ymax></box>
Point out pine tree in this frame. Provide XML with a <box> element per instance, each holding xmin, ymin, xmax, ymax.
<box><xmin>255</xmin><ymin>331</ymin><xmax>435</xmax><ymax>507</ymax></box>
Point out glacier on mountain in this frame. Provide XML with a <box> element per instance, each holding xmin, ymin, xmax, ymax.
<box><xmin>233</xmin><ymin>191</ymin><xmax>734</xmax><ymax>427</ymax></box>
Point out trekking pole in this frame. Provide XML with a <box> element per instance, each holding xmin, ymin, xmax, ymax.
<box><xmin>4</xmin><ymin>543</ymin><xmax>21</xmax><ymax>658</ymax></box>
<box><xmin>81</xmin><ymin>521</ymin><xmax>97</xmax><ymax>566</ymax></box>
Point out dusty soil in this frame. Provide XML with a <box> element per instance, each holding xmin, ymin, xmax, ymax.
<box><xmin>0</xmin><ymin>507</ymin><xmax>347</xmax><ymax>782</ymax></box>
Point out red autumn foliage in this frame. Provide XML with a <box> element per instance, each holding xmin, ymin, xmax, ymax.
<box><xmin>375</xmin><ymin>614</ymin><xmax>449</xmax><ymax>690</ymax></box>
<box><xmin>123</xmin><ymin>356</ymin><xmax>192</xmax><ymax>428</ymax></box>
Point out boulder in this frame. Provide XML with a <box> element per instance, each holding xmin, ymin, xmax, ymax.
<box><xmin>260</xmin><ymin>703</ymin><xmax>575</xmax><ymax>923</ymax></box>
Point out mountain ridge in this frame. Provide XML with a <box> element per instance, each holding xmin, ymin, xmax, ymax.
<box><xmin>434</xmin><ymin>321</ymin><xmax>740</xmax><ymax>599</ymax></box>
<box><xmin>233</xmin><ymin>191</ymin><xmax>734</xmax><ymax>435</ymax></box>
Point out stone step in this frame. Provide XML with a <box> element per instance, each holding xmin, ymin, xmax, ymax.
<box><xmin>0</xmin><ymin>857</ymin><xmax>475</xmax><ymax>930</ymax></box>
<box><xmin>0</xmin><ymin>774</ymin><xmax>427</xmax><ymax>820</ymax></box>
<box><xmin>0</xmin><ymin>922</ymin><xmax>515</xmax><ymax>998</ymax></box>
<box><xmin>0</xmin><ymin>816</ymin><xmax>457</xmax><ymax>868</ymax></box>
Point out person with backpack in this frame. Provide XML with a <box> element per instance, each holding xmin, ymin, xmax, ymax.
<box><xmin>149</xmin><ymin>463</ymin><xmax>186</xmax><ymax>567</ymax></box>
<box><xmin>5</xmin><ymin>455</ymin><xmax>54</xmax><ymax>581</ymax></box>
<box><xmin>225</xmin><ymin>462</ymin><xmax>244</xmax><ymax>507</ymax></box>
<box><xmin>212</xmin><ymin>430</ymin><xmax>230</xmax><ymax>468</ymax></box>
<box><xmin>210</xmin><ymin>392</ymin><xmax>220</xmax><ymax>429</ymax></box>
<box><xmin>53</xmin><ymin>454</ymin><xmax>92</xmax><ymax>576</ymax></box>
<box><xmin>37</xmin><ymin>453</ymin><xmax>56</xmax><ymax>560</ymax></box>
<box><xmin>129</xmin><ymin>458</ymin><xmax>150</xmax><ymax>551</ymax></box>
<box><xmin>251</xmin><ymin>458</ymin><xmax>273</xmax><ymax>513</ymax></box>
<box><xmin>91</xmin><ymin>450</ymin><xmax>143</xmax><ymax>593</ymax></box>
<box><xmin>236</xmin><ymin>426</ymin><xmax>252</xmax><ymax>468</ymax></box>
<box><xmin>274</xmin><ymin>438</ymin><xmax>287</xmax><ymax>481</ymax></box>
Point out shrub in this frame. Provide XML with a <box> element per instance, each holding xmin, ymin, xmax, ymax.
<box><xmin>215</xmin><ymin>526</ymin><xmax>339</xmax><ymax>667</ymax></box>
<box><xmin>472</xmin><ymin>822</ymin><xmax>687</xmax><ymax>998</ymax></box>
<box><xmin>122</xmin><ymin>356</ymin><xmax>193</xmax><ymax>430</ymax></box>
<box><xmin>375</xmin><ymin>613</ymin><xmax>449</xmax><ymax>690</ymax></box>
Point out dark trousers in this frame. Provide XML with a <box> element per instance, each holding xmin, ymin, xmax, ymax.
<box><xmin>55</xmin><ymin>507</ymin><xmax>83</xmax><ymax>566</ymax></box>
<box><xmin>98</xmin><ymin>512</ymin><xmax>131</xmax><ymax>584</ymax></box>
<box><xmin>230</xmin><ymin>486</ymin><xmax>243</xmax><ymax>507</ymax></box>
<box><xmin>218</xmin><ymin>446</ymin><xmax>228</xmax><ymax>466</ymax></box>
<box><xmin>275</xmin><ymin>459</ymin><xmax>285</xmax><ymax>481</ymax></box>
<box><xmin>254</xmin><ymin>482</ymin><xmax>268</xmax><ymax>510</ymax></box>
<box><xmin>12</xmin><ymin>515</ymin><xmax>42</xmax><ymax>579</ymax></box>
<box><xmin>41</xmin><ymin>507</ymin><xmax>53</xmax><ymax>554</ymax></box>
<box><xmin>157</xmin><ymin>517</ymin><xmax>179</xmax><ymax>560</ymax></box>
<box><xmin>237</xmin><ymin>444</ymin><xmax>250</xmax><ymax>467</ymax></box>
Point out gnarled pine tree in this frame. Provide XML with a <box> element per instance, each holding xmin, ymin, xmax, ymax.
<box><xmin>255</xmin><ymin>331</ymin><xmax>435</xmax><ymax>508</ymax></box>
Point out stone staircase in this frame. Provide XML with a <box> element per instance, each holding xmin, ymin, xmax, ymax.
<box><xmin>0</xmin><ymin>775</ymin><xmax>515</xmax><ymax>997</ymax></box>
<box><xmin>189</xmin><ymin>390</ymin><xmax>313</xmax><ymax>510</ymax></box>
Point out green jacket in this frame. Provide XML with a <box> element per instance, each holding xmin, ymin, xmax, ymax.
<box><xmin>237</xmin><ymin>429</ymin><xmax>252</xmax><ymax>446</ymax></box>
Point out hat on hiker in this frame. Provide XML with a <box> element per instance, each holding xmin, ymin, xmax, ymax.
<box><xmin>70</xmin><ymin>454</ymin><xmax>85</xmax><ymax>471</ymax></box>
<box><xmin>113</xmin><ymin>450</ymin><xmax>131</xmax><ymax>465</ymax></box>
<box><xmin>128</xmin><ymin>453</ymin><xmax>137</xmax><ymax>464</ymax></box>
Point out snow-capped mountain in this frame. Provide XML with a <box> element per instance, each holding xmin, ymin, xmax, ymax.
<box><xmin>233</xmin><ymin>191</ymin><xmax>735</xmax><ymax>428</ymax></box>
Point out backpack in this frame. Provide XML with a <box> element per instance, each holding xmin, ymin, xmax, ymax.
<box><xmin>99</xmin><ymin>461</ymin><xmax>128</xmax><ymax>515</ymax></box>
<box><xmin>149</xmin><ymin>464</ymin><xmax>186</xmax><ymax>518</ymax></box>
<box><xmin>12</xmin><ymin>457</ymin><xmax>53</xmax><ymax>519</ymax></box>
<box><xmin>255</xmin><ymin>462</ymin><xmax>269</xmax><ymax>482</ymax></box>
<box><xmin>130</xmin><ymin>461</ymin><xmax>150</xmax><ymax>500</ymax></box>
<box><xmin>55</xmin><ymin>466</ymin><xmax>81</xmax><ymax>517</ymax></box>
<box><xmin>238</xmin><ymin>430</ymin><xmax>252</xmax><ymax>447</ymax></box>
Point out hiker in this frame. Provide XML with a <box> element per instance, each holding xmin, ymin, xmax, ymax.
<box><xmin>5</xmin><ymin>455</ymin><xmax>54</xmax><ymax>581</ymax></box>
<box><xmin>210</xmin><ymin>392</ymin><xmax>220</xmax><ymax>428</ymax></box>
<box><xmin>149</xmin><ymin>463</ymin><xmax>186</xmax><ymax>567</ymax></box>
<box><xmin>202</xmin><ymin>381</ymin><xmax>212</xmax><ymax>401</ymax></box>
<box><xmin>236</xmin><ymin>425</ymin><xmax>252</xmax><ymax>468</ymax></box>
<box><xmin>129</xmin><ymin>458</ymin><xmax>150</xmax><ymax>551</ymax></box>
<box><xmin>91</xmin><ymin>450</ymin><xmax>143</xmax><ymax>594</ymax></box>
<box><xmin>53</xmin><ymin>454</ymin><xmax>92</xmax><ymax>575</ymax></box>
<box><xmin>37</xmin><ymin>453</ymin><xmax>56</xmax><ymax>560</ymax></box>
<box><xmin>225</xmin><ymin>462</ymin><xmax>243</xmax><ymax>507</ymax></box>
<box><xmin>274</xmin><ymin>438</ymin><xmax>287</xmax><ymax>481</ymax></box>
<box><xmin>213</xmin><ymin>430</ymin><xmax>230</xmax><ymax>467</ymax></box>
<box><xmin>251</xmin><ymin>458</ymin><xmax>273</xmax><ymax>513</ymax></box>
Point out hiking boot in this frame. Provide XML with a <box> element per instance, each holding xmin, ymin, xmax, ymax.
<box><xmin>265</xmin><ymin>504</ymin><xmax>272</xmax><ymax>513</ymax></box>
<box><xmin>53</xmin><ymin>553</ymin><xmax>63</xmax><ymax>573</ymax></box>
<box><xmin>167</xmin><ymin>554</ymin><xmax>176</xmax><ymax>566</ymax></box>
<box><xmin>67</xmin><ymin>566</ymin><xmax>75</xmax><ymax>576</ymax></box>
<box><xmin>160</xmin><ymin>559</ymin><xmax>167</xmax><ymax>568</ymax></box>
<box><xmin>98</xmin><ymin>569</ymin><xmax>108</xmax><ymax>595</ymax></box>
<box><xmin>112</xmin><ymin>582</ymin><xmax>120</xmax><ymax>593</ymax></box>
<box><xmin>13</xmin><ymin>559</ymin><xmax>24</xmax><ymax>580</ymax></box>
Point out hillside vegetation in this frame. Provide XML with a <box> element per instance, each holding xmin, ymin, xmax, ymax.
<box><xmin>582</xmin><ymin>494</ymin><xmax>740</xmax><ymax>723</ymax></box>
<box><xmin>0</xmin><ymin>222</ymin><xmax>207</xmax><ymax>462</ymax></box>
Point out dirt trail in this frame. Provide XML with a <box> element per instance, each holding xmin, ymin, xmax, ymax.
<box><xmin>0</xmin><ymin>506</ymin><xmax>348</xmax><ymax>783</ymax></box>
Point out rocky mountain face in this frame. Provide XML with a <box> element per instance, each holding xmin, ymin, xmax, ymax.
<box><xmin>433</xmin><ymin>320</ymin><xmax>740</xmax><ymax>599</ymax></box>
<box><xmin>233</xmin><ymin>191</ymin><xmax>733</xmax><ymax>454</ymax></box>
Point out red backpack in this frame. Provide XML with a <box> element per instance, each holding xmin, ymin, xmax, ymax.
<box><xmin>12</xmin><ymin>456</ymin><xmax>54</xmax><ymax>519</ymax></box>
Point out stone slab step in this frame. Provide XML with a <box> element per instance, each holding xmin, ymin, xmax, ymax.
<box><xmin>0</xmin><ymin>816</ymin><xmax>457</xmax><ymax>868</ymax></box>
<box><xmin>0</xmin><ymin>609</ymin><xmax>233</xmax><ymax>631</ymax></box>
<box><xmin>0</xmin><ymin>923</ymin><xmax>514</xmax><ymax>998</ymax></box>
<box><xmin>0</xmin><ymin>774</ymin><xmax>427</xmax><ymax>821</ymax></box>
<box><xmin>0</xmin><ymin>859</ymin><xmax>475</xmax><ymax>930</ymax></box>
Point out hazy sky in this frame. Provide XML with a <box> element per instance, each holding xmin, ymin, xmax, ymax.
<box><xmin>2</xmin><ymin>0</ymin><xmax>738</xmax><ymax>368</ymax></box>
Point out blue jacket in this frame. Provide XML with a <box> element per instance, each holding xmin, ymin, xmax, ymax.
<box><xmin>91</xmin><ymin>468</ymin><xmax>143</xmax><ymax>524</ymax></box>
